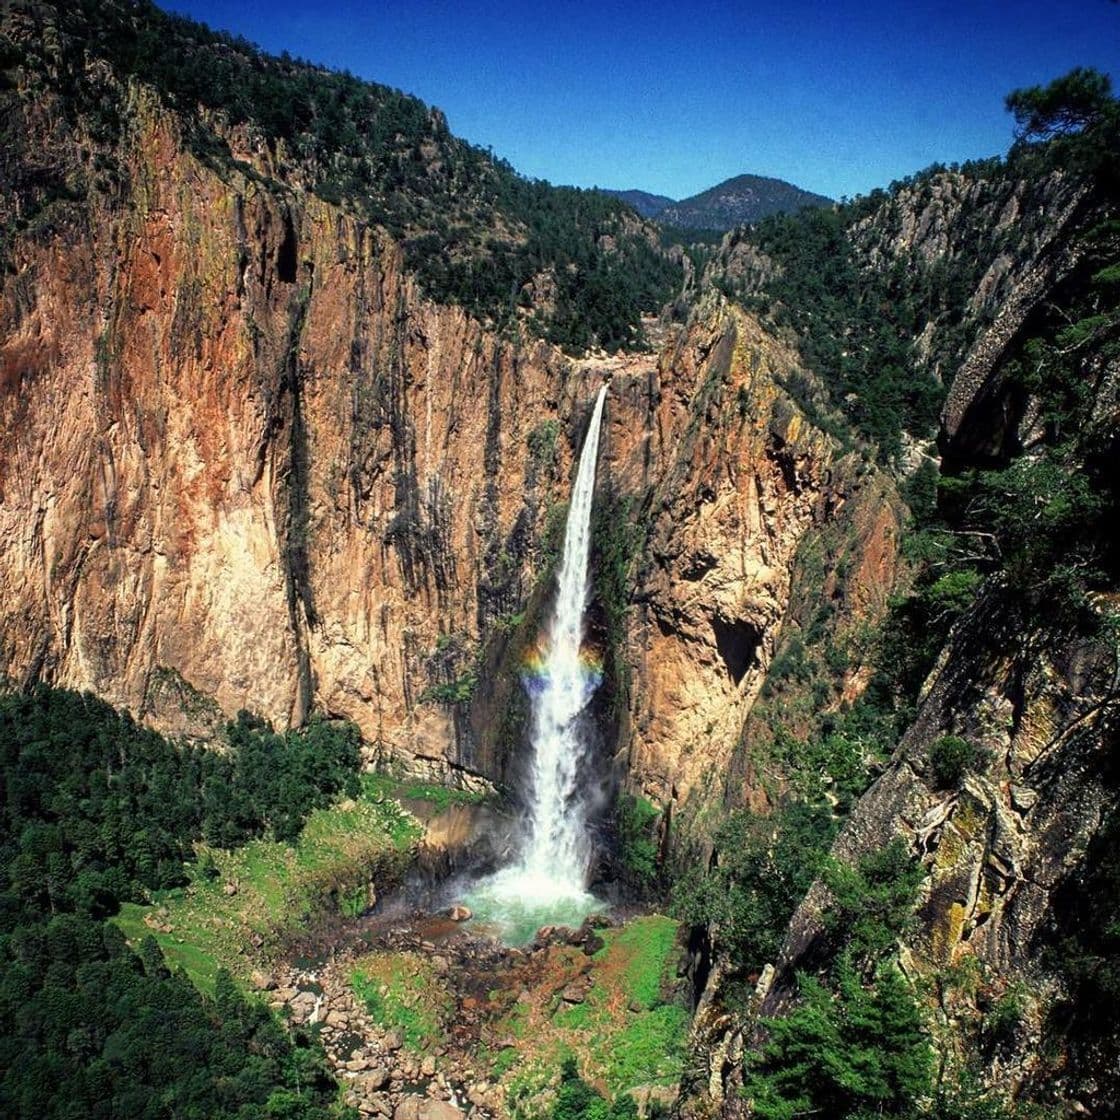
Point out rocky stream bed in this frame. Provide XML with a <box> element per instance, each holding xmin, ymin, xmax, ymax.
<box><xmin>261</xmin><ymin>914</ymin><xmax>630</xmax><ymax>1120</ymax></box>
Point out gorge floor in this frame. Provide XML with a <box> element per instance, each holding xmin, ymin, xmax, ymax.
<box><xmin>115</xmin><ymin>777</ymin><xmax>688</xmax><ymax>1119</ymax></box>
<box><xmin>269</xmin><ymin>910</ymin><xmax>687</xmax><ymax>1120</ymax></box>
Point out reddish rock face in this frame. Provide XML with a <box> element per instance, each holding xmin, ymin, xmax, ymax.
<box><xmin>0</xmin><ymin>99</ymin><xmax>900</xmax><ymax>812</ymax></box>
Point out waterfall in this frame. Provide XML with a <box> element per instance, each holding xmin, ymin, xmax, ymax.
<box><xmin>519</xmin><ymin>382</ymin><xmax>608</xmax><ymax>888</ymax></box>
<box><xmin>466</xmin><ymin>385</ymin><xmax>608</xmax><ymax>938</ymax></box>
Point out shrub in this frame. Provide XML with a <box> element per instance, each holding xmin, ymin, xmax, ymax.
<box><xmin>822</xmin><ymin>838</ymin><xmax>925</xmax><ymax>969</ymax></box>
<box><xmin>617</xmin><ymin>793</ymin><xmax>660</xmax><ymax>893</ymax></box>
<box><xmin>744</xmin><ymin>961</ymin><xmax>932</xmax><ymax>1120</ymax></box>
<box><xmin>671</xmin><ymin>804</ymin><xmax>835</xmax><ymax>975</ymax></box>
<box><xmin>929</xmin><ymin>735</ymin><xmax>981</xmax><ymax>788</ymax></box>
<box><xmin>984</xmin><ymin>987</ymin><xmax>1024</xmax><ymax>1047</ymax></box>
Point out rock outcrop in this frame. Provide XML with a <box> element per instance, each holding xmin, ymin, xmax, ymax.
<box><xmin>680</xmin><ymin>156</ymin><xmax>1120</xmax><ymax>1116</ymax></box>
<box><xmin>612</xmin><ymin>304</ymin><xmax>898</xmax><ymax>811</ymax></box>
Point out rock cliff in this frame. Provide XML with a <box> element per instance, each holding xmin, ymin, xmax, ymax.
<box><xmin>0</xmin><ymin>89</ymin><xmax>581</xmax><ymax>768</ymax></box>
<box><xmin>0</xmin><ymin>86</ymin><xmax>897</xmax><ymax>812</ymax></box>
<box><xmin>3</xmin><ymin>9</ymin><xmax>1118</xmax><ymax>1120</ymax></box>
<box><xmin>613</xmin><ymin>303</ymin><xmax>900</xmax><ymax>814</ymax></box>
<box><xmin>682</xmin><ymin>147</ymin><xmax>1120</xmax><ymax>1117</ymax></box>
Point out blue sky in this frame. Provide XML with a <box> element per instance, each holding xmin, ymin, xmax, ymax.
<box><xmin>165</xmin><ymin>0</ymin><xmax>1120</xmax><ymax>201</ymax></box>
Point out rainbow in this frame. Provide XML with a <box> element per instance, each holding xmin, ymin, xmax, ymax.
<box><xmin>520</xmin><ymin>642</ymin><xmax>604</xmax><ymax>695</ymax></box>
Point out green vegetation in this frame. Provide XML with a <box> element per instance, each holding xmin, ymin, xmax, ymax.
<box><xmin>820</xmin><ymin>839</ymin><xmax>927</xmax><ymax>969</ymax></box>
<box><xmin>719</xmin><ymin>205</ymin><xmax>945</xmax><ymax>461</ymax></box>
<box><xmin>771</xmin><ymin>715</ymin><xmax>881</xmax><ymax>814</ymax></box>
<box><xmin>1043</xmin><ymin>803</ymin><xmax>1120</xmax><ymax>1104</ymax></box>
<box><xmin>984</xmin><ymin>987</ymin><xmax>1025</xmax><ymax>1048</ymax></box>
<box><xmin>0</xmin><ymin>915</ymin><xmax>339</xmax><ymax>1119</ymax></box>
<box><xmin>672</xmin><ymin>804</ymin><xmax>836</xmax><ymax>977</ymax></box>
<box><xmin>595</xmin><ymin>915</ymin><xmax>680</xmax><ymax>1012</ymax></box>
<box><xmin>745</xmin><ymin>962</ymin><xmax>932</xmax><ymax>1120</ymax></box>
<box><xmin>527</xmin><ymin>420</ymin><xmax>561</xmax><ymax>479</ymax></box>
<box><xmin>591</xmin><ymin>493</ymin><xmax>645</xmax><ymax>720</ymax></box>
<box><xmin>0</xmin><ymin>688</ymin><xmax>361</xmax><ymax>918</ymax></box>
<box><xmin>419</xmin><ymin>672</ymin><xmax>478</xmax><ymax>705</ymax></box>
<box><xmin>549</xmin><ymin>1058</ymin><xmax>639</xmax><ymax>1120</ymax></box>
<box><xmin>929</xmin><ymin>735</ymin><xmax>982</xmax><ymax>789</ymax></box>
<box><xmin>606</xmin><ymin>1005</ymin><xmax>690</xmax><ymax>1094</ymax></box>
<box><xmin>1006</xmin><ymin>67</ymin><xmax>1119</xmax><ymax>152</ymax></box>
<box><xmin>351</xmin><ymin>952</ymin><xmax>450</xmax><ymax>1052</ymax></box>
<box><xmin>490</xmin><ymin>1046</ymin><xmax>521</xmax><ymax>1079</ymax></box>
<box><xmin>113</xmin><ymin>787</ymin><xmax>419</xmax><ymax>993</ymax></box>
<box><xmin>744</xmin><ymin>842</ymin><xmax>931</xmax><ymax>1119</ymax></box>
<box><xmin>363</xmin><ymin>772</ymin><xmax>488</xmax><ymax>814</ymax></box>
<box><xmin>936</xmin><ymin>457</ymin><xmax>1112</xmax><ymax>619</ymax></box>
<box><xmin>494</xmin><ymin>915</ymin><xmax>687</xmax><ymax>1114</ymax></box>
<box><xmin>615</xmin><ymin>793</ymin><xmax>660</xmax><ymax>894</ymax></box>
<box><xmin>0</xmin><ymin>686</ymin><xmax>369</xmax><ymax>1117</ymax></box>
<box><xmin>4</xmin><ymin>0</ymin><xmax>681</xmax><ymax>352</ymax></box>
<box><xmin>420</xmin><ymin>632</ymin><xmax>480</xmax><ymax>706</ymax></box>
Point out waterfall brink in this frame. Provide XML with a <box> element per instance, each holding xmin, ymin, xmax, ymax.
<box><xmin>466</xmin><ymin>385</ymin><xmax>608</xmax><ymax>940</ymax></box>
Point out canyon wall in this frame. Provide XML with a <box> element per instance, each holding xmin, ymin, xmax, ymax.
<box><xmin>0</xmin><ymin>92</ymin><xmax>898</xmax><ymax>807</ymax></box>
<box><xmin>682</xmin><ymin>165</ymin><xmax>1120</xmax><ymax>1116</ymax></box>
<box><xmin>0</xmin><ymin>90</ymin><xmax>580</xmax><ymax>770</ymax></box>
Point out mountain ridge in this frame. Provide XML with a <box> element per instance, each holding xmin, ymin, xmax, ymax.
<box><xmin>605</xmin><ymin>172</ymin><xmax>832</xmax><ymax>230</ymax></box>
<box><xmin>598</xmin><ymin>188</ymin><xmax>676</xmax><ymax>219</ymax></box>
<box><xmin>0</xmin><ymin>0</ymin><xmax>679</xmax><ymax>354</ymax></box>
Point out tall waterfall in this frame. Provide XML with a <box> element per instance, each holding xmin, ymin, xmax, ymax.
<box><xmin>466</xmin><ymin>385</ymin><xmax>608</xmax><ymax>937</ymax></box>
<box><xmin>519</xmin><ymin>382</ymin><xmax>608</xmax><ymax>888</ymax></box>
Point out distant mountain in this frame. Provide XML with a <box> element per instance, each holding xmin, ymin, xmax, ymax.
<box><xmin>657</xmin><ymin>174</ymin><xmax>833</xmax><ymax>230</ymax></box>
<box><xmin>600</xmin><ymin>189</ymin><xmax>676</xmax><ymax>219</ymax></box>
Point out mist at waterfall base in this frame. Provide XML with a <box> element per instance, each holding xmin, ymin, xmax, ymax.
<box><xmin>464</xmin><ymin>385</ymin><xmax>609</xmax><ymax>945</ymax></box>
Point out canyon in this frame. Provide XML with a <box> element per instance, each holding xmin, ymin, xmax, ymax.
<box><xmin>1</xmin><ymin>5</ymin><xmax>1118</xmax><ymax>1119</ymax></box>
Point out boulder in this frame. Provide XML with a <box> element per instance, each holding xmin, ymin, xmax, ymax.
<box><xmin>363</xmin><ymin>1067</ymin><xmax>391</xmax><ymax>1091</ymax></box>
<box><xmin>418</xmin><ymin>1101</ymin><xmax>463</xmax><ymax>1120</ymax></box>
<box><xmin>393</xmin><ymin>1098</ymin><xmax>424</xmax><ymax>1120</ymax></box>
<box><xmin>289</xmin><ymin>991</ymin><xmax>317</xmax><ymax>1022</ymax></box>
<box><xmin>448</xmin><ymin>904</ymin><xmax>472</xmax><ymax>922</ymax></box>
<box><xmin>581</xmin><ymin>933</ymin><xmax>605</xmax><ymax>956</ymax></box>
<box><xmin>467</xmin><ymin>1084</ymin><xmax>494</xmax><ymax>1109</ymax></box>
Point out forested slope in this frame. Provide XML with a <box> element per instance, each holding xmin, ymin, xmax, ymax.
<box><xmin>2</xmin><ymin>0</ymin><xmax>680</xmax><ymax>352</ymax></box>
<box><xmin>0</xmin><ymin>688</ymin><xmax>369</xmax><ymax>1118</ymax></box>
<box><xmin>677</xmin><ymin>69</ymin><xmax>1120</xmax><ymax>1120</ymax></box>
<box><xmin>1</xmin><ymin>3</ymin><xmax>1118</xmax><ymax>1116</ymax></box>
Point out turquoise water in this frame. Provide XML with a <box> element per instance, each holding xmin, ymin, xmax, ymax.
<box><xmin>462</xmin><ymin>867</ymin><xmax>605</xmax><ymax>946</ymax></box>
